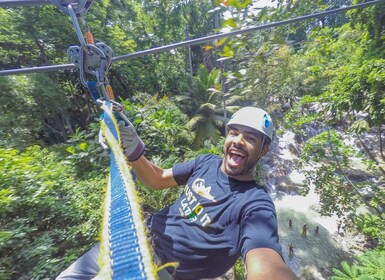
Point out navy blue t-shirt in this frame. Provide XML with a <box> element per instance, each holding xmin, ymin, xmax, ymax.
<box><xmin>148</xmin><ymin>154</ymin><xmax>282</xmax><ymax>279</ymax></box>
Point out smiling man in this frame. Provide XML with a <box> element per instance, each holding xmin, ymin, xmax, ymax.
<box><xmin>57</xmin><ymin>107</ymin><xmax>298</xmax><ymax>280</ymax></box>
<box><xmin>127</xmin><ymin>106</ymin><xmax>298</xmax><ymax>279</ymax></box>
<box><xmin>222</xmin><ymin>108</ymin><xmax>271</xmax><ymax>181</ymax></box>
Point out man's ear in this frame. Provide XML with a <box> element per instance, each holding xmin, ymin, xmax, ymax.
<box><xmin>260</xmin><ymin>144</ymin><xmax>269</xmax><ymax>157</ymax></box>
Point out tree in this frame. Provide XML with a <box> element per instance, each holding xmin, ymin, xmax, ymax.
<box><xmin>280</xmin><ymin>2</ymin><xmax>385</xmax><ymax>246</ymax></box>
<box><xmin>175</xmin><ymin>64</ymin><xmax>238</xmax><ymax>148</ymax></box>
<box><xmin>0</xmin><ymin>144</ymin><xmax>107</xmax><ymax>279</ymax></box>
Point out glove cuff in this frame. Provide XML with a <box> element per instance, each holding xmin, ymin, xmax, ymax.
<box><xmin>127</xmin><ymin>140</ymin><xmax>145</xmax><ymax>162</ymax></box>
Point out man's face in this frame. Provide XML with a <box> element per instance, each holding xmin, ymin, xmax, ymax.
<box><xmin>221</xmin><ymin>124</ymin><xmax>269</xmax><ymax>181</ymax></box>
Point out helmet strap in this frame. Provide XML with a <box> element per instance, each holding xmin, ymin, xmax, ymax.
<box><xmin>257</xmin><ymin>134</ymin><xmax>266</xmax><ymax>161</ymax></box>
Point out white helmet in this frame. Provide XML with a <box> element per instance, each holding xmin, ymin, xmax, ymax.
<box><xmin>226</xmin><ymin>107</ymin><xmax>274</xmax><ymax>142</ymax></box>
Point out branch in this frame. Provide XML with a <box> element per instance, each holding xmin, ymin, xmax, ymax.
<box><xmin>379</xmin><ymin>125</ymin><xmax>385</xmax><ymax>162</ymax></box>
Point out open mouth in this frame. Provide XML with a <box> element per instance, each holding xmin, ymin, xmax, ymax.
<box><xmin>228</xmin><ymin>149</ymin><xmax>246</xmax><ymax>166</ymax></box>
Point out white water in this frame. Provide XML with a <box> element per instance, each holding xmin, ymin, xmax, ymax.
<box><xmin>274</xmin><ymin>192</ymin><xmax>348</xmax><ymax>278</ymax></box>
<box><xmin>264</xmin><ymin>131</ymin><xmax>364</xmax><ymax>279</ymax></box>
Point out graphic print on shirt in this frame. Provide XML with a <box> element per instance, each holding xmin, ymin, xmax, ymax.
<box><xmin>179</xmin><ymin>178</ymin><xmax>215</xmax><ymax>227</ymax></box>
<box><xmin>191</xmin><ymin>178</ymin><xmax>216</xmax><ymax>202</ymax></box>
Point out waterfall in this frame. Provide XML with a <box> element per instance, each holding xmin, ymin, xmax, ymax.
<box><xmin>260</xmin><ymin>129</ymin><xmax>366</xmax><ymax>279</ymax></box>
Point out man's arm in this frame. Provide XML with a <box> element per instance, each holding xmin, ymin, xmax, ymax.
<box><xmin>130</xmin><ymin>155</ymin><xmax>178</xmax><ymax>190</ymax></box>
<box><xmin>114</xmin><ymin>117</ymin><xmax>179</xmax><ymax>190</ymax></box>
<box><xmin>245</xmin><ymin>248</ymin><xmax>298</xmax><ymax>280</ymax></box>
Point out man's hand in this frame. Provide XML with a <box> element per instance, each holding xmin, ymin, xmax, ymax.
<box><xmin>119</xmin><ymin>121</ymin><xmax>145</xmax><ymax>162</ymax></box>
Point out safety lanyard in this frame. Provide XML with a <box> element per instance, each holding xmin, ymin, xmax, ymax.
<box><xmin>48</xmin><ymin>1</ymin><xmax>158</xmax><ymax>279</ymax></box>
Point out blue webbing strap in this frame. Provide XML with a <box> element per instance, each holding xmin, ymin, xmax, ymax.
<box><xmin>87</xmin><ymin>81</ymin><xmax>103</xmax><ymax>102</ymax></box>
<box><xmin>96</xmin><ymin>100</ymin><xmax>157</xmax><ymax>280</ymax></box>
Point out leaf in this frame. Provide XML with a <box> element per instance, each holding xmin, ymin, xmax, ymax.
<box><xmin>78</xmin><ymin>142</ymin><xmax>88</xmax><ymax>151</ymax></box>
<box><xmin>202</xmin><ymin>45</ymin><xmax>213</xmax><ymax>51</ymax></box>
<box><xmin>223</xmin><ymin>19</ymin><xmax>237</xmax><ymax>29</ymax></box>
<box><xmin>349</xmin><ymin>120</ymin><xmax>370</xmax><ymax>134</ymax></box>
<box><xmin>66</xmin><ymin>146</ymin><xmax>75</xmax><ymax>154</ymax></box>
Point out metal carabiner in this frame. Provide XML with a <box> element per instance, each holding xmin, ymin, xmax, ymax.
<box><xmin>65</xmin><ymin>4</ymin><xmax>114</xmax><ymax>86</ymax></box>
<box><xmin>96</xmin><ymin>98</ymin><xmax>133</xmax><ymax>127</ymax></box>
<box><xmin>95</xmin><ymin>42</ymin><xmax>114</xmax><ymax>83</ymax></box>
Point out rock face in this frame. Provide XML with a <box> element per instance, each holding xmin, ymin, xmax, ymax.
<box><xmin>260</xmin><ymin>130</ymin><xmax>304</xmax><ymax>194</ymax></box>
<box><xmin>259</xmin><ymin>120</ymin><xmax>379</xmax><ymax>196</ymax></box>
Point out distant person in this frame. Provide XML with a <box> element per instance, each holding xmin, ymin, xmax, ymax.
<box><xmin>337</xmin><ymin>221</ymin><xmax>342</xmax><ymax>234</ymax></box>
<box><xmin>289</xmin><ymin>243</ymin><xmax>294</xmax><ymax>255</ymax></box>
<box><xmin>315</xmin><ymin>226</ymin><xmax>319</xmax><ymax>235</ymax></box>
<box><xmin>302</xmin><ymin>224</ymin><xmax>308</xmax><ymax>236</ymax></box>
<box><xmin>289</xmin><ymin>218</ymin><xmax>292</xmax><ymax>228</ymax></box>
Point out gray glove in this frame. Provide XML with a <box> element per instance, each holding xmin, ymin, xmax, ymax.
<box><xmin>119</xmin><ymin>121</ymin><xmax>145</xmax><ymax>162</ymax></box>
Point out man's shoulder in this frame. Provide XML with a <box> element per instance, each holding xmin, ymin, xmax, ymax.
<box><xmin>197</xmin><ymin>153</ymin><xmax>221</xmax><ymax>159</ymax></box>
<box><xmin>195</xmin><ymin>153</ymin><xmax>222</xmax><ymax>164</ymax></box>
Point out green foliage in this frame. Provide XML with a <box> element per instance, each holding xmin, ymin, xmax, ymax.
<box><xmin>0</xmin><ymin>73</ymin><xmax>95</xmax><ymax>148</ymax></box>
<box><xmin>100</xmin><ymin>0</ymin><xmax>216</xmax><ymax>97</ymax></box>
<box><xmin>65</xmin><ymin>121</ymin><xmax>109</xmax><ymax>178</ymax></box>
<box><xmin>121</xmin><ymin>93</ymin><xmax>194</xmax><ymax>161</ymax></box>
<box><xmin>185</xmin><ymin>65</ymin><xmax>228</xmax><ymax>147</ymax></box>
<box><xmin>276</xmin><ymin>3</ymin><xmax>385</xmax><ymax>247</ymax></box>
<box><xmin>355</xmin><ymin>213</ymin><xmax>385</xmax><ymax>247</ymax></box>
<box><xmin>2</xmin><ymin>0</ymin><xmax>385</xmax><ymax>278</ymax></box>
<box><xmin>332</xmin><ymin>261</ymin><xmax>361</xmax><ymax>280</ymax></box>
<box><xmin>233</xmin><ymin>257</ymin><xmax>246</xmax><ymax>280</ymax></box>
<box><xmin>185</xmin><ymin>138</ymin><xmax>225</xmax><ymax>160</ymax></box>
<box><xmin>332</xmin><ymin>249</ymin><xmax>385</xmax><ymax>280</ymax></box>
<box><xmin>0</xmin><ymin>145</ymin><xmax>106</xmax><ymax>279</ymax></box>
<box><xmin>300</xmin><ymin>127</ymin><xmax>384</xmax><ymax>219</ymax></box>
<box><xmin>118</xmin><ymin>94</ymin><xmax>199</xmax><ymax>213</ymax></box>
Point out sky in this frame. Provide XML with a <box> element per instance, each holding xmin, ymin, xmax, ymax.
<box><xmin>253</xmin><ymin>0</ymin><xmax>276</xmax><ymax>8</ymax></box>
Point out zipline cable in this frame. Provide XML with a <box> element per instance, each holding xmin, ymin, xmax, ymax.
<box><xmin>0</xmin><ymin>0</ymin><xmax>384</xmax><ymax>76</ymax></box>
<box><xmin>0</xmin><ymin>0</ymin><xmax>49</xmax><ymax>7</ymax></box>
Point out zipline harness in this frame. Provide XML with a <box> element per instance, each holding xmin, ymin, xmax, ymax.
<box><xmin>49</xmin><ymin>1</ymin><xmax>158</xmax><ymax>279</ymax></box>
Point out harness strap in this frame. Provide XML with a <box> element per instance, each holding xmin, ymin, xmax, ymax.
<box><xmin>97</xmin><ymin>100</ymin><xmax>157</xmax><ymax>280</ymax></box>
<box><xmin>52</xmin><ymin>2</ymin><xmax>159</xmax><ymax>278</ymax></box>
<box><xmin>87</xmin><ymin>81</ymin><xmax>102</xmax><ymax>102</ymax></box>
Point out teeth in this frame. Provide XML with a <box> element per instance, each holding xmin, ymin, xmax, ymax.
<box><xmin>230</xmin><ymin>150</ymin><xmax>244</xmax><ymax>157</ymax></box>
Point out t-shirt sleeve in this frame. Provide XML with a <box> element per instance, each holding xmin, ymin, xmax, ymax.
<box><xmin>172</xmin><ymin>154</ymin><xmax>214</xmax><ymax>185</ymax></box>
<box><xmin>239</xmin><ymin>208</ymin><xmax>283</xmax><ymax>259</ymax></box>
<box><xmin>172</xmin><ymin>157</ymin><xmax>197</xmax><ymax>186</ymax></box>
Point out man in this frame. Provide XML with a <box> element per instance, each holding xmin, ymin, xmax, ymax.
<box><xmin>57</xmin><ymin>107</ymin><xmax>298</xmax><ymax>279</ymax></box>
<box><xmin>302</xmin><ymin>224</ymin><xmax>308</xmax><ymax>236</ymax></box>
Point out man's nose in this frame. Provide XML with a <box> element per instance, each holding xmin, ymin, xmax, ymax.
<box><xmin>232</xmin><ymin>133</ymin><xmax>245</xmax><ymax>145</ymax></box>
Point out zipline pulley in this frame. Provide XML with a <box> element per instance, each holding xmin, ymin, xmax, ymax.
<box><xmin>49</xmin><ymin>0</ymin><xmax>92</xmax><ymax>16</ymax></box>
<box><xmin>67</xmin><ymin>42</ymin><xmax>114</xmax><ymax>87</ymax></box>
<box><xmin>54</xmin><ymin>0</ymin><xmax>133</xmax><ymax>126</ymax></box>
<box><xmin>52</xmin><ymin>1</ymin><xmax>116</xmax><ymax>104</ymax></box>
